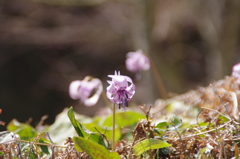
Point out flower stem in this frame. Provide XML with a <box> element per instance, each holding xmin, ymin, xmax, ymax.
<box><xmin>112</xmin><ymin>103</ymin><xmax>116</xmax><ymax>151</ymax></box>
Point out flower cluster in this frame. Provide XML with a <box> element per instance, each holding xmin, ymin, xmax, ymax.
<box><xmin>106</xmin><ymin>71</ymin><xmax>135</xmax><ymax>111</ymax></box>
<box><xmin>69</xmin><ymin>76</ymin><xmax>103</xmax><ymax>106</ymax></box>
<box><xmin>125</xmin><ymin>50</ymin><xmax>150</xmax><ymax>73</ymax></box>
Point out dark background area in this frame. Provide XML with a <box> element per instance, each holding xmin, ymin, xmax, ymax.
<box><xmin>0</xmin><ymin>0</ymin><xmax>240</xmax><ymax>131</ymax></box>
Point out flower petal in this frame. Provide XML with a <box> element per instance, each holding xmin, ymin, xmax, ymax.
<box><xmin>106</xmin><ymin>82</ymin><xmax>117</xmax><ymax>95</ymax></box>
<box><xmin>112</xmin><ymin>76</ymin><xmax>128</xmax><ymax>89</ymax></box>
<box><xmin>125</xmin><ymin>50</ymin><xmax>150</xmax><ymax>72</ymax></box>
<box><xmin>84</xmin><ymin>78</ymin><xmax>103</xmax><ymax>106</ymax></box>
<box><xmin>232</xmin><ymin>63</ymin><xmax>240</xmax><ymax>82</ymax></box>
<box><xmin>69</xmin><ymin>77</ymin><xmax>103</xmax><ymax>107</ymax></box>
<box><xmin>69</xmin><ymin>80</ymin><xmax>82</xmax><ymax>100</ymax></box>
<box><xmin>106</xmin><ymin>71</ymin><xmax>135</xmax><ymax>110</ymax></box>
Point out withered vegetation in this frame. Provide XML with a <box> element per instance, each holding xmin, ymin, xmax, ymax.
<box><xmin>1</xmin><ymin>76</ymin><xmax>240</xmax><ymax>158</ymax></box>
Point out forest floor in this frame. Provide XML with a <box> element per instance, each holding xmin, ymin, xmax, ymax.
<box><xmin>1</xmin><ymin>76</ymin><xmax>240</xmax><ymax>159</ymax></box>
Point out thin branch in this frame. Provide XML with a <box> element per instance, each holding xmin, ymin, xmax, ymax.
<box><xmin>94</xmin><ymin>127</ymin><xmax>111</xmax><ymax>149</ymax></box>
<box><xmin>210</xmin><ymin>84</ymin><xmax>233</xmax><ymax>120</ymax></box>
<box><xmin>210</xmin><ymin>84</ymin><xmax>239</xmax><ymax>136</ymax></box>
<box><xmin>174</xmin><ymin>120</ymin><xmax>232</xmax><ymax>140</ymax></box>
<box><xmin>127</xmin><ymin>132</ymin><xmax>138</xmax><ymax>159</ymax></box>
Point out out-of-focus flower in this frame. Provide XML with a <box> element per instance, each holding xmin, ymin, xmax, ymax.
<box><xmin>125</xmin><ymin>50</ymin><xmax>150</xmax><ymax>73</ymax></box>
<box><xmin>69</xmin><ymin>76</ymin><xmax>103</xmax><ymax>106</ymax></box>
<box><xmin>232</xmin><ymin>63</ymin><xmax>240</xmax><ymax>82</ymax></box>
<box><xmin>106</xmin><ymin>71</ymin><xmax>135</xmax><ymax>111</ymax></box>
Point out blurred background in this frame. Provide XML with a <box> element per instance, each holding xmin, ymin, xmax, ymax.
<box><xmin>0</xmin><ymin>0</ymin><xmax>240</xmax><ymax>131</ymax></box>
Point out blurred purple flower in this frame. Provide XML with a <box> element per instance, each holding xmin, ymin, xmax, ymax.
<box><xmin>69</xmin><ymin>76</ymin><xmax>103</xmax><ymax>106</ymax></box>
<box><xmin>125</xmin><ymin>50</ymin><xmax>150</xmax><ymax>73</ymax></box>
<box><xmin>106</xmin><ymin>71</ymin><xmax>135</xmax><ymax>111</ymax></box>
<box><xmin>232</xmin><ymin>63</ymin><xmax>240</xmax><ymax>82</ymax></box>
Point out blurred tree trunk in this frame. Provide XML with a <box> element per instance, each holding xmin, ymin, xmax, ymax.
<box><xmin>220</xmin><ymin>0</ymin><xmax>240</xmax><ymax>75</ymax></box>
<box><xmin>196</xmin><ymin>0</ymin><xmax>223</xmax><ymax>81</ymax></box>
<box><xmin>130</xmin><ymin>0</ymin><xmax>163</xmax><ymax>103</ymax></box>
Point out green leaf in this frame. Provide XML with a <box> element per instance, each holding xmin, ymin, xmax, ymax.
<box><xmin>73</xmin><ymin>136</ymin><xmax>120</xmax><ymax>159</ymax></box>
<box><xmin>133</xmin><ymin>139</ymin><xmax>171</xmax><ymax>156</ymax></box>
<box><xmin>29</xmin><ymin>153</ymin><xmax>37</xmax><ymax>159</ymax></box>
<box><xmin>100</xmin><ymin>111</ymin><xmax>145</xmax><ymax>143</ymax></box>
<box><xmin>67</xmin><ymin>107</ymin><xmax>106</xmax><ymax>147</ymax></box>
<box><xmin>102</xmin><ymin>111</ymin><xmax>145</xmax><ymax>127</ymax></box>
<box><xmin>38</xmin><ymin>138</ymin><xmax>50</xmax><ymax>154</ymax></box>
<box><xmin>156</xmin><ymin>121</ymin><xmax>168</xmax><ymax>128</ymax></box>
<box><xmin>172</xmin><ymin>116</ymin><xmax>182</xmax><ymax>126</ymax></box>
<box><xmin>7</xmin><ymin>119</ymin><xmax>37</xmax><ymax>140</ymax></box>
<box><xmin>67</xmin><ymin>107</ymin><xmax>85</xmax><ymax>137</ymax></box>
<box><xmin>216</xmin><ymin>114</ymin><xmax>230</xmax><ymax>123</ymax></box>
<box><xmin>48</xmin><ymin>108</ymin><xmax>92</xmax><ymax>145</ymax></box>
<box><xmin>198</xmin><ymin>122</ymin><xmax>209</xmax><ymax>127</ymax></box>
<box><xmin>83</xmin><ymin>122</ymin><xmax>121</xmax><ymax>144</ymax></box>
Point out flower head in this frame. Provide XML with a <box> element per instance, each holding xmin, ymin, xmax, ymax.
<box><xmin>69</xmin><ymin>76</ymin><xmax>103</xmax><ymax>106</ymax></box>
<box><xmin>106</xmin><ymin>71</ymin><xmax>135</xmax><ymax>111</ymax></box>
<box><xmin>125</xmin><ymin>50</ymin><xmax>150</xmax><ymax>73</ymax></box>
<box><xmin>232</xmin><ymin>63</ymin><xmax>240</xmax><ymax>82</ymax></box>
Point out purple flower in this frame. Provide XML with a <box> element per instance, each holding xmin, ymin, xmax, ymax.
<box><xmin>125</xmin><ymin>50</ymin><xmax>150</xmax><ymax>73</ymax></box>
<box><xmin>69</xmin><ymin>76</ymin><xmax>103</xmax><ymax>106</ymax></box>
<box><xmin>232</xmin><ymin>63</ymin><xmax>240</xmax><ymax>82</ymax></box>
<box><xmin>106</xmin><ymin>71</ymin><xmax>135</xmax><ymax>111</ymax></box>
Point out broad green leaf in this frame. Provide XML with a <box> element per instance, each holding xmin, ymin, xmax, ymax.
<box><xmin>48</xmin><ymin>108</ymin><xmax>91</xmax><ymax>145</ymax></box>
<box><xmin>133</xmin><ymin>139</ymin><xmax>171</xmax><ymax>156</ymax></box>
<box><xmin>156</xmin><ymin>121</ymin><xmax>168</xmax><ymax>128</ymax></box>
<box><xmin>102</xmin><ymin>111</ymin><xmax>145</xmax><ymax>127</ymax></box>
<box><xmin>82</xmin><ymin>121</ymin><xmax>121</xmax><ymax>143</ymax></box>
<box><xmin>7</xmin><ymin>119</ymin><xmax>37</xmax><ymax>140</ymax></box>
<box><xmin>73</xmin><ymin>136</ymin><xmax>120</xmax><ymax>159</ymax></box>
<box><xmin>48</xmin><ymin>108</ymin><xmax>111</xmax><ymax>146</ymax></box>
<box><xmin>67</xmin><ymin>107</ymin><xmax>84</xmax><ymax>137</ymax></box>
<box><xmin>154</xmin><ymin>128</ymin><xmax>166</xmax><ymax>137</ymax></box>
<box><xmin>197</xmin><ymin>122</ymin><xmax>209</xmax><ymax>127</ymax></box>
<box><xmin>172</xmin><ymin>116</ymin><xmax>182</xmax><ymax>126</ymax></box>
<box><xmin>67</xmin><ymin>107</ymin><xmax>106</xmax><ymax>147</ymax></box>
<box><xmin>29</xmin><ymin>153</ymin><xmax>37</xmax><ymax>159</ymax></box>
<box><xmin>39</xmin><ymin>138</ymin><xmax>50</xmax><ymax>154</ymax></box>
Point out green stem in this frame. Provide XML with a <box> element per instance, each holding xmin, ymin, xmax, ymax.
<box><xmin>112</xmin><ymin>103</ymin><xmax>116</xmax><ymax>151</ymax></box>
